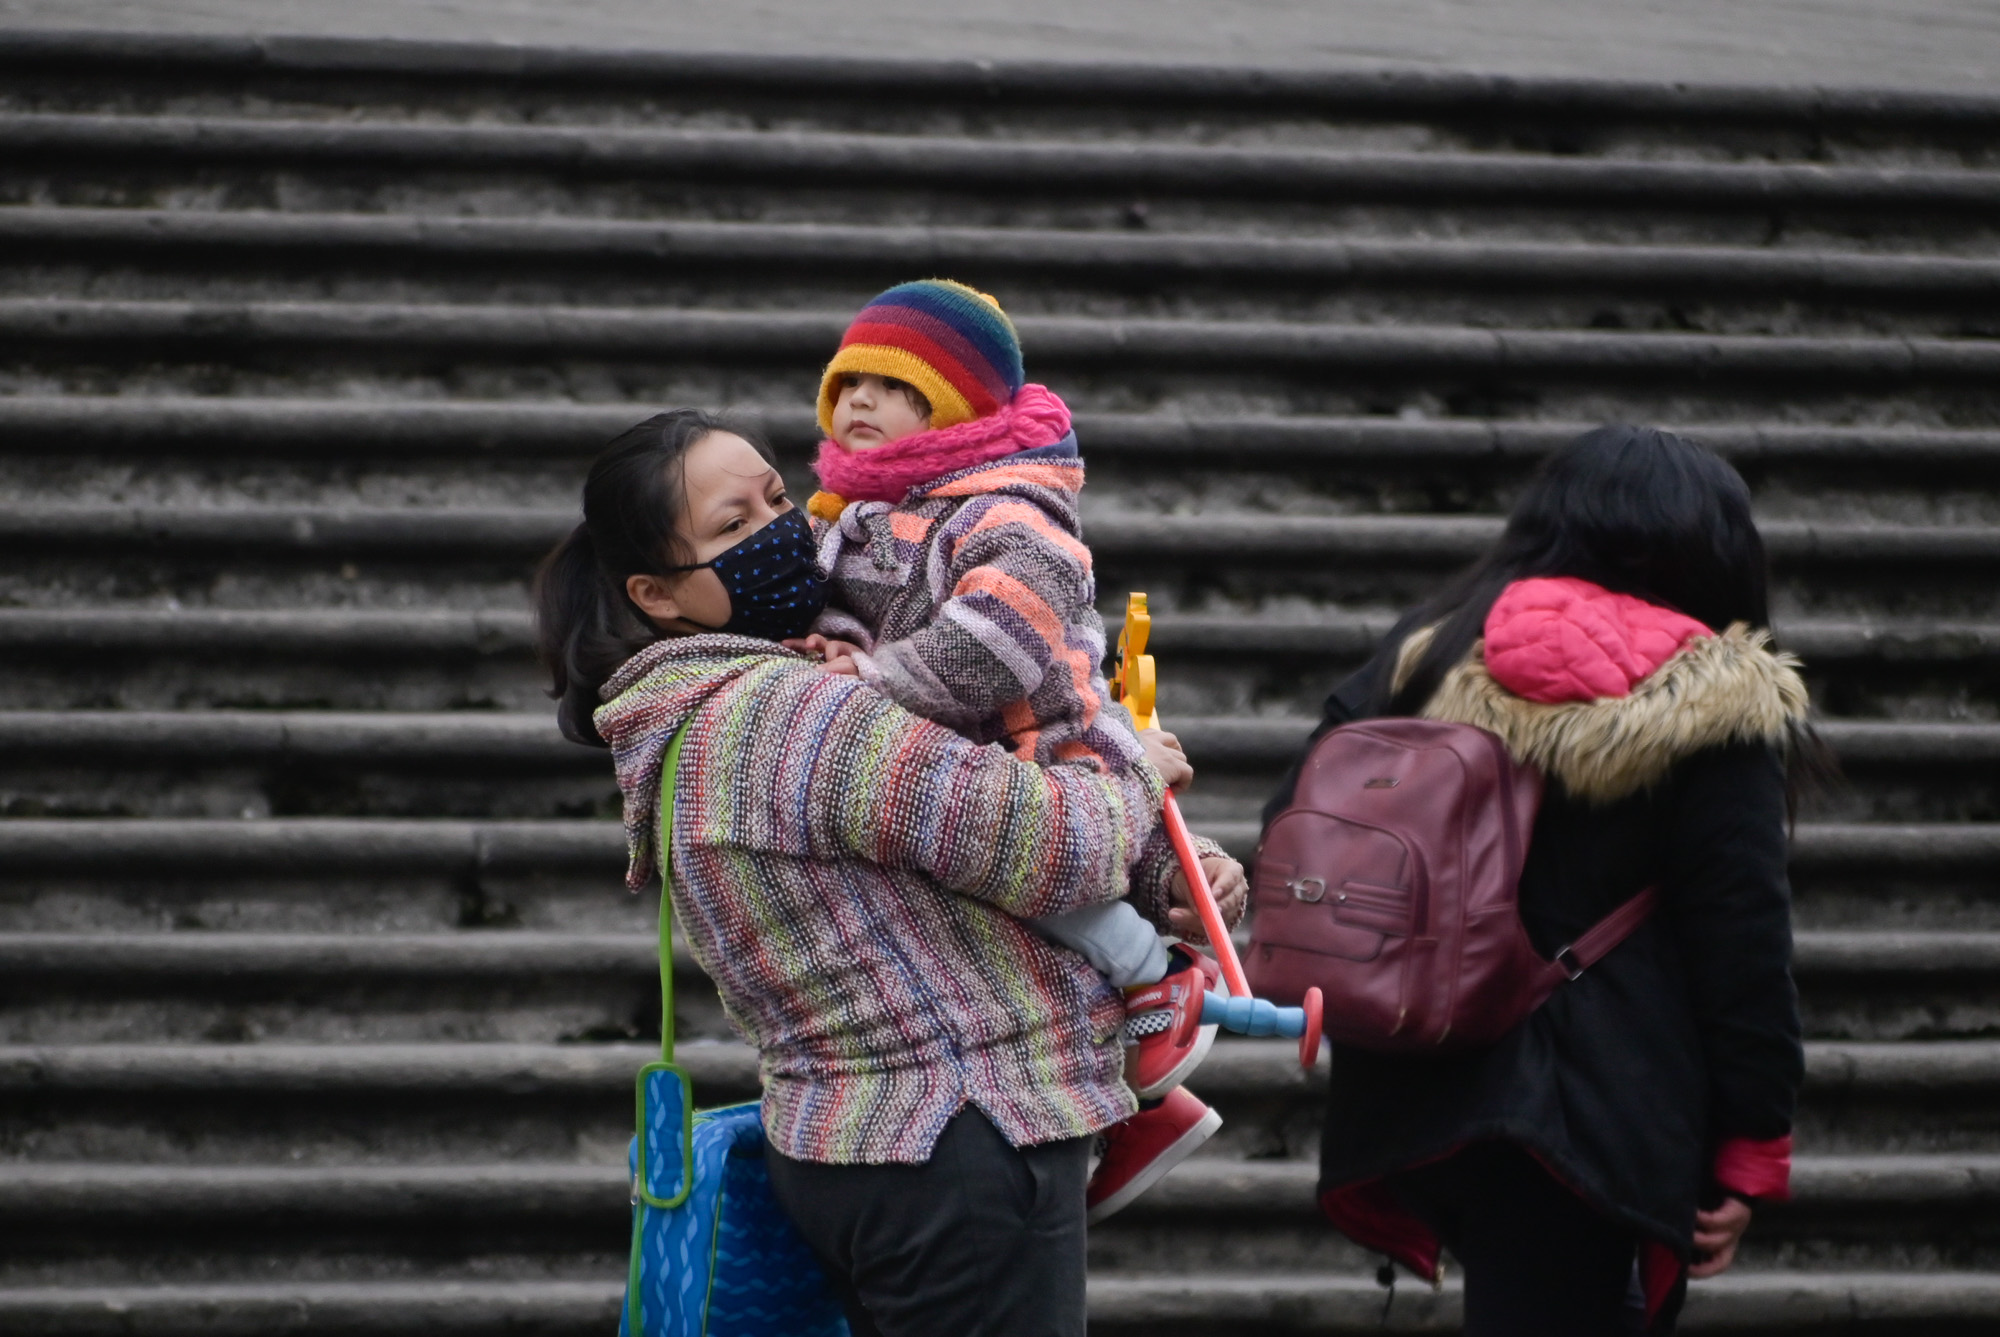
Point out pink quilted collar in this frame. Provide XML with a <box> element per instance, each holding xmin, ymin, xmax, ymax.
<box><xmin>1484</xmin><ymin>577</ymin><xmax>1711</xmax><ymax>704</ymax></box>
<box><xmin>811</xmin><ymin>383</ymin><xmax>1071</xmax><ymax>504</ymax></box>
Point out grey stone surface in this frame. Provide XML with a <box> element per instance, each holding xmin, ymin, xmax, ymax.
<box><xmin>3</xmin><ymin>30</ymin><xmax>1999</xmax><ymax>1330</ymax></box>
<box><xmin>0</xmin><ymin>0</ymin><xmax>1995</xmax><ymax>94</ymax></box>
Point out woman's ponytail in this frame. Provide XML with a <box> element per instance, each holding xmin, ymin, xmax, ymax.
<box><xmin>531</xmin><ymin>409</ymin><xmax>772</xmax><ymax>747</ymax></box>
<box><xmin>534</xmin><ymin>522</ymin><xmax>620</xmax><ymax>746</ymax></box>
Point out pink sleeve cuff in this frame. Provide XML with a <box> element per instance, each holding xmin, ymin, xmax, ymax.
<box><xmin>1714</xmin><ymin>1134</ymin><xmax>1792</xmax><ymax>1202</ymax></box>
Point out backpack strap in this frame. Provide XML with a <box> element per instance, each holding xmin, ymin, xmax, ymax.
<box><xmin>656</xmin><ymin>723</ymin><xmax>690</xmax><ymax>1065</ymax></box>
<box><xmin>1548</xmin><ymin>885</ymin><xmax>1659</xmax><ymax>984</ymax></box>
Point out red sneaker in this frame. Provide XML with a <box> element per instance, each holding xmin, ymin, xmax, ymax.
<box><xmin>1085</xmin><ymin>1086</ymin><xmax>1223</xmax><ymax>1225</ymax></box>
<box><xmin>1123</xmin><ymin>947</ymin><xmax>1219</xmax><ymax>1100</ymax></box>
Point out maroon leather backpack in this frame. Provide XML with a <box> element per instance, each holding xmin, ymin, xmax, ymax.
<box><xmin>1246</xmin><ymin>718</ymin><xmax>1656</xmax><ymax>1053</ymax></box>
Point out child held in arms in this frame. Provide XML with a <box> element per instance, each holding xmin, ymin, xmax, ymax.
<box><xmin>788</xmin><ymin>279</ymin><xmax>1242</xmax><ymax>1221</ymax></box>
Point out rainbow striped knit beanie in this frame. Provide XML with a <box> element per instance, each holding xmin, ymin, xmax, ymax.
<box><xmin>817</xmin><ymin>279</ymin><xmax>1025</xmax><ymax>435</ymax></box>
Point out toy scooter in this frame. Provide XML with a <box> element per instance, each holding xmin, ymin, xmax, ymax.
<box><xmin>1114</xmin><ymin>593</ymin><xmax>1323</xmax><ymax>1070</ymax></box>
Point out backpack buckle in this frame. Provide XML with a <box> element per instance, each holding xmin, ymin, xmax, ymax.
<box><xmin>1288</xmin><ymin>876</ymin><xmax>1327</xmax><ymax>903</ymax></box>
<box><xmin>1553</xmin><ymin>945</ymin><xmax>1585</xmax><ymax>981</ymax></box>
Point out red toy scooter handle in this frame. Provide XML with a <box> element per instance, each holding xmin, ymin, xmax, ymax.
<box><xmin>1163</xmin><ymin>792</ymin><xmax>1250</xmax><ymax>998</ymax></box>
<box><xmin>1163</xmin><ymin>793</ymin><xmax>1323</xmax><ymax>1067</ymax></box>
<box><xmin>1299</xmin><ymin>986</ymin><xmax>1324</xmax><ymax>1068</ymax></box>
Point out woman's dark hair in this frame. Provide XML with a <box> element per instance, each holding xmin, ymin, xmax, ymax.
<box><xmin>532</xmin><ymin>409</ymin><xmax>770</xmax><ymax>747</ymax></box>
<box><xmin>1384</xmin><ymin>424</ymin><xmax>1769</xmax><ymax>716</ymax></box>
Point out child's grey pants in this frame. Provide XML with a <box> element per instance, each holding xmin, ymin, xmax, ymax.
<box><xmin>1030</xmin><ymin>899</ymin><xmax>1170</xmax><ymax>989</ymax></box>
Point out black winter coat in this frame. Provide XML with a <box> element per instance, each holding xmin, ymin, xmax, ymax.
<box><xmin>1266</xmin><ymin>627</ymin><xmax>1806</xmax><ymax>1275</ymax></box>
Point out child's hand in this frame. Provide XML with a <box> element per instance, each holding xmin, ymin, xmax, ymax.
<box><xmin>1138</xmin><ymin>728</ymin><xmax>1192</xmax><ymax>792</ymax></box>
<box><xmin>784</xmin><ymin>634</ymin><xmax>866</xmax><ymax>675</ymax></box>
<box><xmin>818</xmin><ymin>638</ymin><xmax>865</xmax><ymax>676</ymax></box>
<box><xmin>1168</xmin><ymin>855</ymin><xmax>1248</xmax><ymax>942</ymax></box>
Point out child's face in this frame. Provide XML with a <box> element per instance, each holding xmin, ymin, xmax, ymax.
<box><xmin>831</xmin><ymin>373</ymin><xmax>931</xmax><ymax>452</ymax></box>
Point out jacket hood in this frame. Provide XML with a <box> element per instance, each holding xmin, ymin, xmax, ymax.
<box><xmin>594</xmin><ymin>634</ymin><xmax>797</xmax><ymax>889</ymax></box>
<box><xmin>1397</xmin><ymin>578</ymin><xmax>1810</xmax><ymax>804</ymax></box>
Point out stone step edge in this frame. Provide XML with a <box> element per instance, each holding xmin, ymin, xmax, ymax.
<box><xmin>7</xmin><ymin>114</ymin><xmax>1999</xmax><ymax>211</ymax></box>
<box><xmin>0</xmin><ymin>712</ymin><xmax>1981</xmax><ymax>768</ymax></box>
<box><xmin>6</xmin><ymin>208</ymin><xmax>1996</xmax><ymax>299</ymax></box>
<box><xmin>1</xmin><ymin>1040</ymin><xmax>1993</xmax><ymax>1097</ymax></box>
<box><xmin>7</xmin><ymin>300</ymin><xmax>2000</xmax><ymax>379</ymax></box>
<box><xmin>1</xmin><ymin>1154</ymin><xmax>1990</xmax><ymax>1220</ymax></box>
<box><xmin>1</xmin><ymin>929</ymin><xmax>1994</xmax><ymax>981</ymax></box>
<box><xmin>5</xmin><ymin>607</ymin><xmax>1998</xmax><ymax>664</ymax></box>
<box><xmin>6</xmin><ymin>28</ymin><xmax>1999</xmax><ymax>127</ymax></box>
<box><xmin>0</xmin><ymin>1272</ymin><xmax>1996</xmax><ymax>1332</ymax></box>
<box><xmin>0</xmin><ymin>818</ymin><xmax>1985</xmax><ymax>872</ymax></box>
<box><xmin>7</xmin><ymin>396</ymin><xmax>1997</xmax><ymax>464</ymax></box>
<box><xmin>3</xmin><ymin>509</ymin><xmax>1997</xmax><ymax>566</ymax></box>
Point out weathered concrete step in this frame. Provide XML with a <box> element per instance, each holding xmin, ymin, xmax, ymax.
<box><xmin>3</xmin><ymin>929</ymin><xmax>1996</xmax><ymax>985</ymax></box>
<box><xmin>0</xmin><ymin>818</ymin><xmax>614</xmax><ymax>874</ymax></box>
<box><xmin>1</xmin><ymin>1154</ymin><xmax>1990</xmax><ymax>1226</ymax></box>
<box><xmin>0</xmin><ymin>609</ymin><xmax>538</xmax><ymax>658</ymax></box>
<box><xmin>0</xmin><ymin>818</ymin><xmax>1986</xmax><ymax>874</ymax></box>
<box><xmin>2</xmin><ymin>1271</ymin><xmax>1998</xmax><ymax>1334</ymax></box>
<box><xmin>1106</xmin><ymin>614</ymin><xmax>2000</xmax><ymax>663</ymax></box>
<box><xmin>1168</xmin><ymin>716</ymin><xmax>2000</xmax><ymax>772</ymax></box>
<box><xmin>0</xmin><ymin>711</ymin><xmax>1982</xmax><ymax>770</ymax></box>
<box><xmin>1092</xmin><ymin>1272</ymin><xmax>2000</xmax><ymax>1333</ymax></box>
<box><xmin>9</xmin><ymin>208</ymin><xmax>1997</xmax><ymax>304</ymax></box>
<box><xmin>3</xmin><ymin>508</ymin><xmax>1995</xmax><ymax>566</ymax></box>
<box><xmin>3</xmin><ymin>1039</ymin><xmax>1995</xmax><ymax>1101</ymax></box>
<box><xmin>7</xmin><ymin>30</ymin><xmax>2000</xmax><ymax>133</ymax></box>
<box><xmin>1189</xmin><ymin>819</ymin><xmax>2000</xmax><ymax>869</ymax></box>
<box><xmin>0</xmin><ymin>1042</ymin><xmax>699</xmax><ymax>1096</ymax></box>
<box><xmin>6</xmin><ymin>608</ymin><xmax>1997</xmax><ymax>668</ymax></box>
<box><xmin>0</xmin><ymin>933</ymin><xmax>686</xmax><ymax>980</ymax></box>
<box><xmin>7</xmin><ymin>114</ymin><xmax>1999</xmax><ymax>213</ymax></box>
<box><xmin>8</xmin><ymin>300</ymin><xmax>2000</xmax><ymax>383</ymax></box>
<box><xmin>0</xmin><ymin>1280</ymin><xmax>621</xmax><ymax>1336</ymax></box>
<box><xmin>8</xmin><ymin>396</ymin><xmax>1998</xmax><ymax>467</ymax></box>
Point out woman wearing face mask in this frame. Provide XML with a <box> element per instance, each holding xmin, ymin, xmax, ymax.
<box><xmin>534</xmin><ymin>410</ymin><xmax>1230</xmax><ymax>1337</ymax></box>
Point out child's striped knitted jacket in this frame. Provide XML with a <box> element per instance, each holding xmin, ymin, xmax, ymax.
<box><xmin>812</xmin><ymin>401</ymin><xmax>1145</xmax><ymax>775</ymax></box>
<box><xmin>595</xmin><ymin>634</ymin><xmax>1184</xmax><ymax>1165</ymax></box>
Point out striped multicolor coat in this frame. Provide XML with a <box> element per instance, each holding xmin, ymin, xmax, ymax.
<box><xmin>812</xmin><ymin>436</ymin><xmax>1147</xmax><ymax>774</ymax></box>
<box><xmin>595</xmin><ymin>634</ymin><xmax>1182</xmax><ymax>1165</ymax></box>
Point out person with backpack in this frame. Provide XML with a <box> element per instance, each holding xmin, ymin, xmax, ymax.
<box><xmin>1256</xmin><ymin>425</ymin><xmax>1811</xmax><ymax>1334</ymax></box>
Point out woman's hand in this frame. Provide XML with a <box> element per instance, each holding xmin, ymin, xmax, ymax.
<box><xmin>1168</xmin><ymin>855</ymin><xmax>1248</xmax><ymax>943</ymax></box>
<box><xmin>1688</xmin><ymin>1197</ymin><xmax>1754</xmax><ymax>1278</ymax></box>
<box><xmin>1138</xmin><ymin>728</ymin><xmax>1192</xmax><ymax>793</ymax></box>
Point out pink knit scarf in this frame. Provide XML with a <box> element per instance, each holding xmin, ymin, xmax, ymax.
<box><xmin>812</xmin><ymin>384</ymin><xmax>1071</xmax><ymax>504</ymax></box>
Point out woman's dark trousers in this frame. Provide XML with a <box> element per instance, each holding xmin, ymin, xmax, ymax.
<box><xmin>1395</xmin><ymin>1141</ymin><xmax>1648</xmax><ymax>1337</ymax></box>
<box><xmin>764</xmin><ymin>1106</ymin><xmax>1092</xmax><ymax>1337</ymax></box>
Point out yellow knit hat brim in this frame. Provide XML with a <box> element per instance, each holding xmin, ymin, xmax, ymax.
<box><xmin>817</xmin><ymin>344</ymin><xmax>978</xmax><ymax>437</ymax></box>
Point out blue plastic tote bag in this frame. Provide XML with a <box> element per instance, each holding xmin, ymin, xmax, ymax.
<box><xmin>618</xmin><ymin>726</ymin><xmax>850</xmax><ymax>1337</ymax></box>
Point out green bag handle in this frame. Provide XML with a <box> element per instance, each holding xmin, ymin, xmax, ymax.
<box><xmin>657</xmin><ymin>723</ymin><xmax>689</xmax><ymax>1065</ymax></box>
<box><xmin>627</xmin><ymin>723</ymin><xmax>695</xmax><ymax>1333</ymax></box>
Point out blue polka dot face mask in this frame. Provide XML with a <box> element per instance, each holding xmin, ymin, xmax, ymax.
<box><xmin>664</xmin><ymin>507</ymin><xmax>828</xmax><ymax>642</ymax></box>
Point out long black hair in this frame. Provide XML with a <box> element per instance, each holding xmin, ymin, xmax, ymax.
<box><xmin>1382</xmin><ymin>424</ymin><xmax>1770</xmax><ymax>717</ymax></box>
<box><xmin>532</xmin><ymin>409</ymin><xmax>771</xmax><ymax>747</ymax></box>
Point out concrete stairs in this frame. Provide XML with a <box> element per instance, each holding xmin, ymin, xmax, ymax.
<box><xmin>1</xmin><ymin>27</ymin><xmax>1997</xmax><ymax>1333</ymax></box>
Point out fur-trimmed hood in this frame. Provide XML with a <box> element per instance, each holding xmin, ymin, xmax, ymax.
<box><xmin>1397</xmin><ymin>580</ymin><xmax>1810</xmax><ymax>804</ymax></box>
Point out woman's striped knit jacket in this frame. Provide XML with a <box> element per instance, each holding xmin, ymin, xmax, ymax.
<box><xmin>595</xmin><ymin>634</ymin><xmax>1184</xmax><ymax>1165</ymax></box>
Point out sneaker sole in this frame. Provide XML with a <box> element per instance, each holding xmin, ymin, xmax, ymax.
<box><xmin>1084</xmin><ymin>1103</ymin><xmax>1224</xmax><ymax>1227</ymax></box>
<box><xmin>1133</xmin><ymin>1022</ymin><xmax>1217</xmax><ymax>1102</ymax></box>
